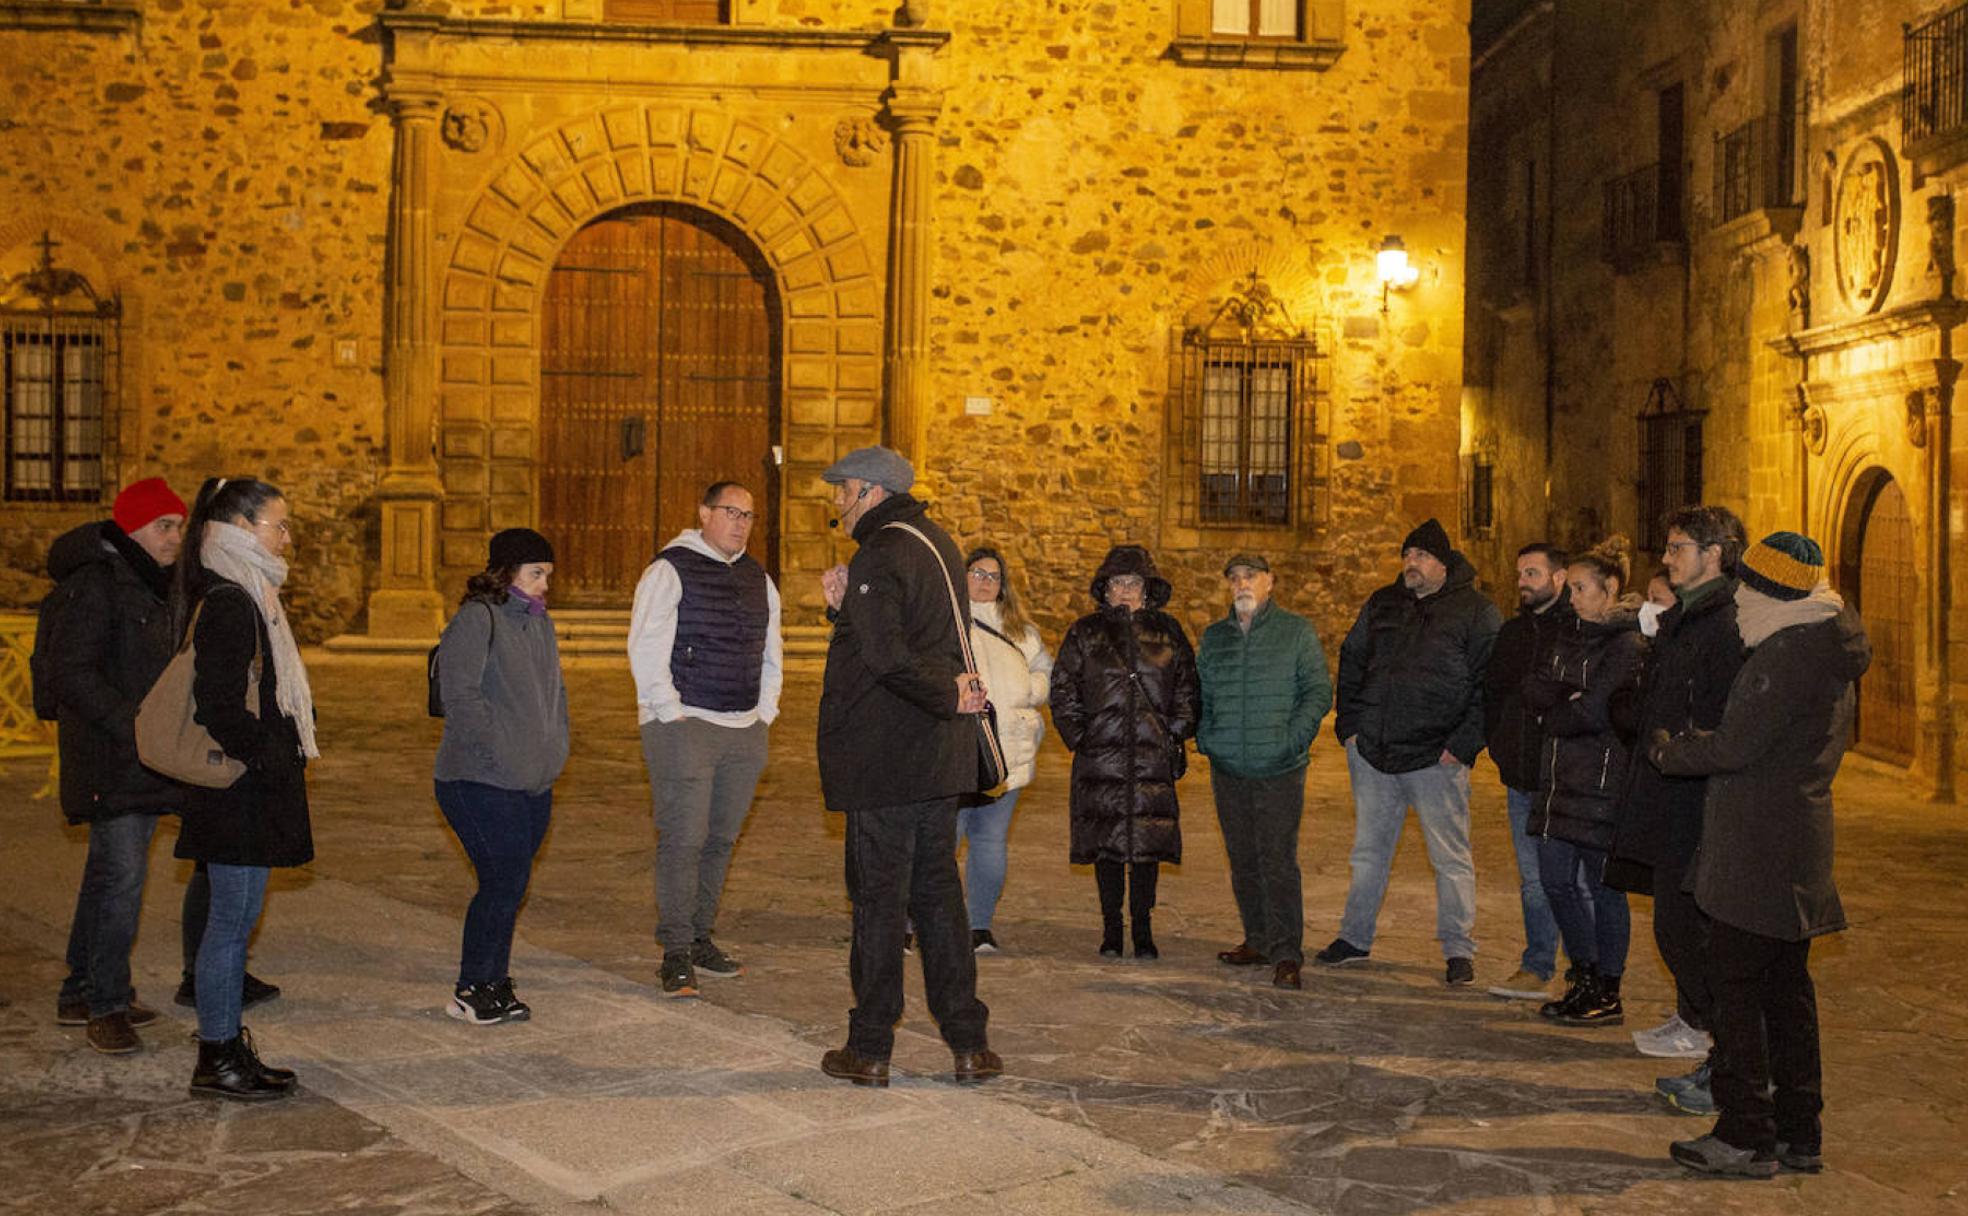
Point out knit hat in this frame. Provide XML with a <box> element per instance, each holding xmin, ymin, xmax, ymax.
<box><xmin>821</xmin><ymin>445</ymin><xmax>915</xmax><ymax>494</ymax></box>
<box><xmin>1737</xmin><ymin>531</ymin><xmax>1825</xmax><ymax>602</ymax></box>
<box><xmin>1401</xmin><ymin>518</ymin><xmax>1454</xmax><ymax>567</ymax></box>
<box><xmin>488</xmin><ymin>527</ymin><xmax>555</xmax><ymax>568</ymax></box>
<box><xmin>112</xmin><ymin>478</ymin><xmax>187</xmax><ymax>535</ymax></box>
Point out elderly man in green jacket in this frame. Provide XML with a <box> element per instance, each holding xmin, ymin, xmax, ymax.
<box><xmin>1196</xmin><ymin>554</ymin><xmax>1334</xmax><ymax>990</ymax></box>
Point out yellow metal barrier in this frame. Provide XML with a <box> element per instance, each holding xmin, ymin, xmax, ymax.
<box><xmin>0</xmin><ymin>611</ymin><xmax>58</xmax><ymax>798</ymax></box>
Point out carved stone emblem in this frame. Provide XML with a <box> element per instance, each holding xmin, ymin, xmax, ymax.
<box><xmin>1833</xmin><ymin>139</ymin><xmax>1899</xmax><ymax>314</ymax></box>
<box><xmin>441</xmin><ymin>100</ymin><xmax>498</xmax><ymax>154</ymax></box>
<box><xmin>1785</xmin><ymin>241</ymin><xmax>1810</xmax><ymax>329</ymax></box>
<box><xmin>1800</xmin><ymin>402</ymin><xmax>1828</xmax><ymax>455</ymax></box>
<box><xmin>834</xmin><ymin>115</ymin><xmax>890</xmax><ymax>168</ymax></box>
<box><xmin>1907</xmin><ymin>387</ymin><xmax>1933</xmax><ymax>449</ymax></box>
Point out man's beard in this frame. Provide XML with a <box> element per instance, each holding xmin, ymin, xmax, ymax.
<box><xmin>1517</xmin><ymin>584</ymin><xmax>1555</xmax><ymax>609</ymax></box>
<box><xmin>1233</xmin><ymin>593</ymin><xmax>1256</xmax><ymax>615</ymax></box>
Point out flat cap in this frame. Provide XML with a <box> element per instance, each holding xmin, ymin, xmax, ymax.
<box><xmin>1222</xmin><ymin>552</ymin><xmax>1271</xmax><ymax>576</ymax></box>
<box><xmin>821</xmin><ymin>445</ymin><xmax>915</xmax><ymax>493</ymax></box>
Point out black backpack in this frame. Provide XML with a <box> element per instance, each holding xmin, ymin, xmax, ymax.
<box><xmin>427</xmin><ymin>600</ymin><xmax>495</xmax><ymax>717</ymax></box>
<box><xmin>28</xmin><ymin>580</ymin><xmax>82</xmax><ymax>721</ymax></box>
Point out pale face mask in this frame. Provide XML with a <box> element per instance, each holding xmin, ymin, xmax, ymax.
<box><xmin>1637</xmin><ymin>599</ymin><xmax>1668</xmax><ymax>638</ymax></box>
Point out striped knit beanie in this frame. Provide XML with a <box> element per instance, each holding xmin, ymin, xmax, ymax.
<box><xmin>1738</xmin><ymin>531</ymin><xmax>1824</xmax><ymax>602</ymax></box>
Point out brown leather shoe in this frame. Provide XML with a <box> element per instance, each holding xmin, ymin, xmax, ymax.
<box><xmin>56</xmin><ymin>998</ymin><xmax>88</xmax><ymax>1026</ymax></box>
<box><xmin>820</xmin><ymin>1047</ymin><xmax>890</xmax><ymax>1088</ymax></box>
<box><xmin>1272</xmin><ymin>959</ymin><xmax>1303</xmax><ymax>990</ymax></box>
<box><xmin>126</xmin><ymin>998</ymin><xmax>161</xmax><ymax>1029</ymax></box>
<box><xmin>1217</xmin><ymin>943</ymin><xmax>1269</xmax><ymax>966</ymax></box>
<box><xmin>87</xmin><ymin>1012</ymin><xmax>141</xmax><ymax>1055</ymax></box>
<box><xmin>951</xmin><ymin>1048</ymin><xmax>1003</xmax><ymax>1084</ymax></box>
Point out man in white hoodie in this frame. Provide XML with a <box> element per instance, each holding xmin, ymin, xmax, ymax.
<box><xmin>629</xmin><ymin>481</ymin><xmax>784</xmax><ymax>998</ymax></box>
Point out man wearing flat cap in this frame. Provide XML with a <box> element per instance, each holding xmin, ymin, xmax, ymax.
<box><xmin>1319</xmin><ymin>518</ymin><xmax>1500</xmax><ymax>986</ymax></box>
<box><xmin>813</xmin><ymin>445</ymin><xmax>1000</xmax><ymax>1088</ymax></box>
<box><xmin>1196</xmin><ymin>554</ymin><xmax>1332</xmax><ymax>990</ymax></box>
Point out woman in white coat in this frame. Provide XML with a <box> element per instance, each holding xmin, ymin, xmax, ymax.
<box><xmin>960</xmin><ymin>546</ymin><xmax>1052</xmax><ymax>953</ymax></box>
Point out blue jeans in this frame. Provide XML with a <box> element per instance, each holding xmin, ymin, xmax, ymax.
<box><xmin>60</xmin><ymin>811</ymin><xmax>164</xmax><ymax>1017</ymax></box>
<box><xmin>1504</xmin><ymin>788</ymin><xmax>1560</xmax><ymax>979</ymax></box>
<box><xmin>1339</xmin><ymin>740</ymin><xmax>1477</xmax><ymax>960</ymax></box>
<box><xmin>195</xmin><ymin>863</ymin><xmax>270</xmax><ymax>1042</ymax></box>
<box><xmin>436</xmin><ymin>780</ymin><xmax>553</xmax><ymax>987</ymax></box>
<box><xmin>1536</xmin><ymin>837</ymin><xmax>1630</xmax><ymax>976</ymax></box>
<box><xmin>956</xmin><ymin>788</ymin><xmax>1021</xmax><ymax>931</ymax></box>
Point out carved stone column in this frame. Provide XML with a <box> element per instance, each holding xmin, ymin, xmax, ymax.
<box><xmin>881</xmin><ymin>87</ymin><xmax>941</xmax><ymax>465</ymax></box>
<box><xmin>366</xmin><ymin>81</ymin><xmax>447</xmax><ymax>638</ymax></box>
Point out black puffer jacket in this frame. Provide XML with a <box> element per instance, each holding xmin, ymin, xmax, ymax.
<box><xmin>1051</xmin><ymin>546</ymin><xmax>1200</xmax><ymax>865</ymax></box>
<box><xmin>173</xmin><ymin>574</ymin><xmax>314</xmax><ymax>868</ymax></box>
<box><xmin>1335</xmin><ymin>552</ymin><xmax>1502</xmax><ymax>774</ymax></box>
<box><xmin>1523</xmin><ymin>604</ymin><xmax>1649</xmax><ymax>851</ymax></box>
<box><xmin>1483</xmin><ymin>587</ymin><xmax>1575</xmax><ymax>791</ymax></box>
<box><xmin>41</xmin><ymin>522</ymin><xmax>181</xmax><ymax>823</ymax></box>
<box><xmin>818</xmin><ymin>493</ymin><xmax>975</xmax><ymax>813</ymax></box>
<box><xmin>1609</xmin><ymin>578</ymin><xmax>1743</xmax><ymax>878</ymax></box>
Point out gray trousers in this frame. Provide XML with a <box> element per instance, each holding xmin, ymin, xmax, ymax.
<box><xmin>641</xmin><ymin>717</ymin><xmax>769</xmax><ymax>955</ymax></box>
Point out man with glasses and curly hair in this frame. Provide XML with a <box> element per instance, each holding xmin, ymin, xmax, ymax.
<box><xmin>629</xmin><ymin>481</ymin><xmax>784</xmax><ymax>999</ymax></box>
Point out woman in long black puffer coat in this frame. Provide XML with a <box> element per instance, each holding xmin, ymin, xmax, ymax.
<box><xmin>1051</xmin><ymin>545</ymin><xmax>1200</xmax><ymax>961</ymax></box>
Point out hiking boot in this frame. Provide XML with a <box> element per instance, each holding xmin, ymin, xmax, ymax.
<box><xmin>1313</xmin><ymin>937</ymin><xmax>1371</xmax><ymax>967</ymax></box>
<box><xmin>86</xmin><ymin>1012</ymin><xmax>141</xmax><ymax>1055</ymax></box>
<box><xmin>190</xmin><ymin>1034</ymin><xmax>290</xmax><ymax>1102</ymax></box>
<box><xmin>1558</xmin><ymin>971</ymin><xmax>1624</xmax><ymax>1026</ymax></box>
<box><xmin>448</xmin><ymin>981</ymin><xmax>522</xmax><ymax>1025</ymax></box>
<box><xmin>173</xmin><ymin>972</ymin><xmax>282</xmax><ymax>1013</ymax></box>
<box><xmin>1445</xmin><ymin>957</ymin><xmax>1475</xmax><ymax>986</ymax></box>
<box><xmin>820</xmin><ymin>1046</ymin><xmax>890</xmax><ymax>1087</ymax></box>
<box><xmin>1487</xmin><ymin>967</ymin><xmax>1554</xmax><ymax>1000</ymax></box>
<box><xmin>1670</xmin><ymin>1133</ymin><xmax>1776</xmax><ymax>1179</ymax></box>
<box><xmin>1775</xmin><ymin>1141</ymin><xmax>1824</xmax><ymax>1174</ymax></box>
<box><xmin>1217</xmin><ymin>942</ymin><xmax>1268</xmax><ymax>966</ymax></box>
<box><xmin>690</xmin><ymin>939</ymin><xmax>744</xmax><ymax>978</ymax></box>
<box><xmin>659</xmin><ymin>953</ymin><xmax>699</xmax><ymax>999</ymax></box>
<box><xmin>971</xmin><ymin>929</ymin><xmax>1000</xmax><ymax>954</ymax></box>
<box><xmin>1634</xmin><ymin>1012</ymin><xmax>1713</xmax><ymax>1059</ymax></box>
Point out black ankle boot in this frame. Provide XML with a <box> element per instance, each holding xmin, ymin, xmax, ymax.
<box><xmin>237</xmin><ymin>1026</ymin><xmax>298</xmax><ymax>1089</ymax></box>
<box><xmin>1132</xmin><ymin>918</ymin><xmax>1158</xmax><ymax>961</ymax></box>
<box><xmin>1100</xmin><ymin>921</ymin><xmax>1123</xmax><ymax>958</ymax></box>
<box><xmin>190</xmin><ymin>1035</ymin><xmax>291</xmax><ymax>1101</ymax></box>
<box><xmin>1559</xmin><ymin>970</ymin><xmax>1625</xmax><ymax>1026</ymax></box>
<box><xmin>1540</xmin><ymin>963</ymin><xmax>1593</xmax><ymax>1020</ymax></box>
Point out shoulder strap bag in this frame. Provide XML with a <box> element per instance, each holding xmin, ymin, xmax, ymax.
<box><xmin>880</xmin><ymin>522</ymin><xmax>1009</xmax><ymax>794</ymax></box>
<box><xmin>427</xmin><ymin>599</ymin><xmax>496</xmax><ymax>718</ymax></box>
<box><xmin>135</xmin><ymin>590</ymin><xmax>262</xmax><ymax>789</ymax></box>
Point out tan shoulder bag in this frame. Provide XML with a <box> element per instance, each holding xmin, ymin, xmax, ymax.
<box><xmin>135</xmin><ymin>592</ymin><xmax>262</xmax><ymax>789</ymax></box>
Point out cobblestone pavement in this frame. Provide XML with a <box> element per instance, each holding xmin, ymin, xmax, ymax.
<box><xmin>1</xmin><ymin>655</ymin><xmax>1964</xmax><ymax>1214</ymax></box>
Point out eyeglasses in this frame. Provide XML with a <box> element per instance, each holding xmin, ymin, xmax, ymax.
<box><xmin>254</xmin><ymin>518</ymin><xmax>290</xmax><ymax>535</ymax></box>
<box><xmin>967</xmin><ymin>568</ymin><xmax>1002</xmax><ymax>583</ymax></box>
<box><xmin>1663</xmin><ymin>540</ymin><xmax>1702</xmax><ymax>555</ymax></box>
<box><xmin>1108</xmin><ymin>575</ymin><xmax>1145</xmax><ymax>589</ymax></box>
<box><xmin>709</xmin><ymin>504</ymin><xmax>756</xmax><ymax>523</ymax></box>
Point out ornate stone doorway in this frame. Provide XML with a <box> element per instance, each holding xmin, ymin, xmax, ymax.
<box><xmin>539</xmin><ymin>204</ymin><xmax>779</xmax><ymax>605</ymax></box>
<box><xmin>1839</xmin><ymin>471</ymin><xmax>1917</xmax><ymax>764</ymax></box>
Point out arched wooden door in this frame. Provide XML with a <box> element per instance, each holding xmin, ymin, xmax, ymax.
<box><xmin>1841</xmin><ymin>474</ymin><xmax>1917</xmax><ymax>763</ymax></box>
<box><xmin>539</xmin><ymin>204</ymin><xmax>779</xmax><ymax>605</ymax></box>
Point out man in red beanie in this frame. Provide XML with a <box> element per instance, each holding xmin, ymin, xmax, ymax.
<box><xmin>38</xmin><ymin>477</ymin><xmax>250</xmax><ymax>1053</ymax></box>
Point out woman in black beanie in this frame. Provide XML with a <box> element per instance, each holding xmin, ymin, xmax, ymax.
<box><xmin>432</xmin><ymin>528</ymin><xmax>570</xmax><ymax>1024</ymax></box>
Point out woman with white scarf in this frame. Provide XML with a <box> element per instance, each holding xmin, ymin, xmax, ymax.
<box><xmin>170</xmin><ymin>477</ymin><xmax>315</xmax><ymax>1102</ymax></box>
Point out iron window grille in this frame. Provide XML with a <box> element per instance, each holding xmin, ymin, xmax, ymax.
<box><xmin>1463</xmin><ymin>448</ymin><xmax>1496</xmax><ymax>538</ymax></box>
<box><xmin>1904</xmin><ymin>3</ymin><xmax>1968</xmax><ymax>154</ymax></box>
<box><xmin>1602</xmin><ymin>164</ymin><xmax>1679</xmax><ymax>269</ymax></box>
<box><xmin>2</xmin><ymin>233</ymin><xmax>118</xmax><ymax>504</ymax></box>
<box><xmin>1171</xmin><ymin>271</ymin><xmax>1327</xmax><ymax>530</ymax></box>
<box><xmin>1714</xmin><ymin>114</ymin><xmax>1800</xmax><ymax>224</ymax></box>
<box><xmin>1637</xmin><ymin>377</ymin><xmax>1704</xmax><ymax>553</ymax></box>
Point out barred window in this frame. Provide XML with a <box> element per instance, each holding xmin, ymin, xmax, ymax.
<box><xmin>1212</xmin><ymin>0</ymin><xmax>1298</xmax><ymax>38</ymax></box>
<box><xmin>2</xmin><ymin>235</ymin><xmax>118</xmax><ymax>504</ymax></box>
<box><xmin>604</xmin><ymin>0</ymin><xmax>724</xmax><ymax>21</ymax></box>
<box><xmin>1464</xmin><ymin>449</ymin><xmax>1495</xmax><ymax>536</ymax></box>
<box><xmin>1638</xmin><ymin>378</ymin><xmax>1703</xmax><ymax>552</ymax></box>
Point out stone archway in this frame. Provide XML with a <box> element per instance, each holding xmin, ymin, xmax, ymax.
<box><xmin>1836</xmin><ymin>468</ymin><xmax>1918</xmax><ymax>763</ymax></box>
<box><xmin>432</xmin><ymin>105</ymin><xmax>884</xmax><ymax>602</ymax></box>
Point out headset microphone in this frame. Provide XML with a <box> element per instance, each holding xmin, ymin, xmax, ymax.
<box><xmin>827</xmin><ymin>485</ymin><xmax>874</xmax><ymax>530</ymax></box>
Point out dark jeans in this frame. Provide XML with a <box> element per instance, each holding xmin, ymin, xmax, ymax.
<box><xmin>436</xmin><ymin>780</ymin><xmax>553</xmax><ymax>988</ymax></box>
<box><xmin>60</xmin><ymin>811</ymin><xmax>186</xmax><ymax>1018</ymax></box>
<box><xmin>1536</xmin><ymin>838</ymin><xmax>1629</xmax><ymax>976</ymax></box>
<box><xmin>182</xmin><ymin>863</ymin><xmax>210</xmax><ymax>973</ymax></box>
<box><xmin>195</xmin><ymin>863</ymin><xmax>269</xmax><ymax>1042</ymax></box>
<box><xmin>1653</xmin><ymin>848</ymin><xmax>1713</xmax><ymax>1031</ymax></box>
<box><xmin>641</xmin><ymin>718</ymin><xmax>768</xmax><ymax>954</ymax></box>
<box><xmin>844</xmin><ymin>797</ymin><xmax>990</xmax><ymax>1061</ymax></box>
<box><xmin>1094</xmin><ymin>859</ymin><xmax>1159</xmax><ymax>933</ymax></box>
<box><xmin>1211</xmin><ymin>768</ymin><xmax>1307</xmax><ymax>964</ymax></box>
<box><xmin>1708</xmin><ymin>921</ymin><xmax>1823</xmax><ymax>1154</ymax></box>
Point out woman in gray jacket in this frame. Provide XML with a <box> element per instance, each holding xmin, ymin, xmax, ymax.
<box><xmin>433</xmin><ymin>528</ymin><xmax>570</xmax><ymax>1024</ymax></box>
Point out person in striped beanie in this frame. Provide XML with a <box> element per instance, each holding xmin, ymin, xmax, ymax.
<box><xmin>1648</xmin><ymin>530</ymin><xmax>1870</xmax><ymax>1179</ymax></box>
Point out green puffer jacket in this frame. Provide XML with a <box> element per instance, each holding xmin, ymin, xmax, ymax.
<box><xmin>1197</xmin><ymin>601</ymin><xmax>1333</xmax><ymax>779</ymax></box>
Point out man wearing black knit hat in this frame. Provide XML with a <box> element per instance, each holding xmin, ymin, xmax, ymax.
<box><xmin>1317</xmin><ymin>518</ymin><xmax>1500</xmax><ymax>986</ymax></box>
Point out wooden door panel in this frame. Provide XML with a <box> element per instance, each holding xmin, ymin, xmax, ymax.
<box><xmin>1856</xmin><ymin>477</ymin><xmax>1915</xmax><ymax>764</ymax></box>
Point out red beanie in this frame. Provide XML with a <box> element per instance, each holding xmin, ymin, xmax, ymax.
<box><xmin>112</xmin><ymin>477</ymin><xmax>188</xmax><ymax>534</ymax></box>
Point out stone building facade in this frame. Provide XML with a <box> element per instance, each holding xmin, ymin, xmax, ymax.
<box><xmin>0</xmin><ymin>0</ymin><xmax>1470</xmax><ymax>654</ymax></box>
<box><xmin>1465</xmin><ymin>0</ymin><xmax>1966</xmax><ymax>797</ymax></box>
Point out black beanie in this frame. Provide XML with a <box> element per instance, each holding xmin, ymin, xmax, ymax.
<box><xmin>488</xmin><ymin>527</ymin><xmax>555</xmax><ymax>568</ymax></box>
<box><xmin>1401</xmin><ymin>518</ymin><xmax>1453</xmax><ymax>566</ymax></box>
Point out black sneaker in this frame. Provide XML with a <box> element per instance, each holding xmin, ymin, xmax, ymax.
<box><xmin>660</xmin><ymin>953</ymin><xmax>699</xmax><ymax>999</ymax></box>
<box><xmin>174</xmin><ymin>971</ymin><xmax>282</xmax><ymax>1011</ymax></box>
<box><xmin>971</xmin><ymin>929</ymin><xmax>1000</xmax><ymax>954</ymax></box>
<box><xmin>448</xmin><ymin>982</ymin><xmax>518</xmax><ymax>1025</ymax></box>
<box><xmin>1314</xmin><ymin>937</ymin><xmax>1371</xmax><ymax>967</ymax></box>
<box><xmin>490</xmin><ymin>977</ymin><xmax>531</xmax><ymax>1021</ymax></box>
<box><xmin>691</xmin><ymin>939</ymin><xmax>744</xmax><ymax>978</ymax></box>
<box><xmin>1445</xmin><ymin>957</ymin><xmax>1476</xmax><ymax>986</ymax></box>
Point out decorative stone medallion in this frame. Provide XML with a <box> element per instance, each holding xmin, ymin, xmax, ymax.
<box><xmin>441</xmin><ymin>99</ymin><xmax>500</xmax><ymax>155</ymax></box>
<box><xmin>833</xmin><ymin>115</ymin><xmax>890</xmax><ymax>168</ymax></box>
<box><xmin>1833</xmin><ymin>138</ymin><xmax>1899</xmax><ymax>314</ymax></box>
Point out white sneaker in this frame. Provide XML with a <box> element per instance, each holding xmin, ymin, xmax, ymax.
<box><xmin>1632</xmin><ymin>1013</ymin><xmax>1713</xmax><ymax>1059</ymax></box>
<box><xmin>1486</xmin><ymin>968</ymin><xmax>1554</xmax><ymax>1000</ymax></box>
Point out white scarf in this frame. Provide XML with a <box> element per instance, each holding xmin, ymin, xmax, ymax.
<box><xmin>200</xmin><ymin>520</ymin><xmax>319</xmax><ymax>759</ymax></box>
<box><xmin>1734</xmin><ymin>580</ymin><xmax>1843</xmax><ymax>649</ymax></box>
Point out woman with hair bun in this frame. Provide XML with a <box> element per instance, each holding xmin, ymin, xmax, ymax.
<box><xmin>170</xmin><ymin>476</ymin><xmax>314</xmax><ymax>1100</ymax></box>
<box><xmin>1523</xmin><ymin>534</ymin><xmax>1649</xmax><ymax>1026</ymax></box>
